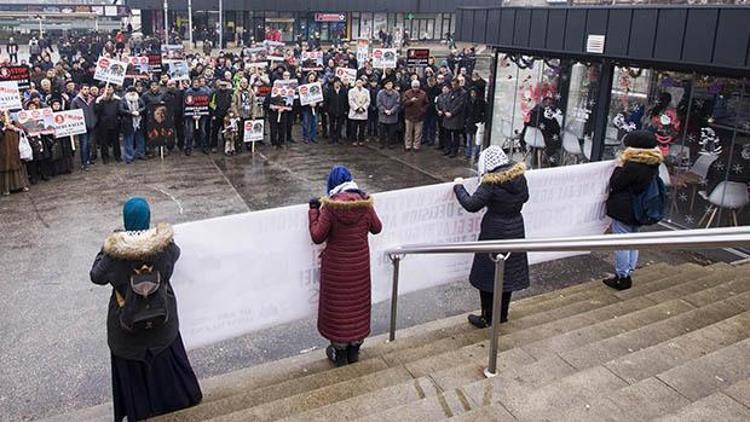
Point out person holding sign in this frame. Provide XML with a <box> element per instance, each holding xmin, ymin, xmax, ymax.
<box><xmin>230</xmin><ymin>78</ymin><xmax>258</xmax><ymax>150</ymax></box>
<box><xmin>71</xmin><ymin>85</ymin><xmax>95</xmax><ymax>171</ymax></box>
<box><xmin>300</xmin><ymin>73</ymin><xmax>321</xmax><ymax>144</ymax></box>
<box><xmin>182</xmin><ymin>79</ymin><xmax>211</xmax><ymax>156</ymax></box>
<box><xmin>308</xmin><ymin>166</ymin><xmax>382</xmax><ymax>367</ymax></box>
<box><xmin>347</xmin><ymin>78</ymin><xmax>370</xmax><ymax>147</ymax></box>
<box><xmin>94</xmin><ymin>84</ymin><xmax>122</xmax><ymax>164</ymax></box>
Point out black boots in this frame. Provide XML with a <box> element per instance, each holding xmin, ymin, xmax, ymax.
<box><xmin>326</xmin><ymin>345</ymin><xmax>348</xmax><ymax>367</ymax></box>
<box><xmin>346</xmin><ymin>343</ymin><xmax>361</xmax><ymax>364</ymax></box>
<box><xmin>603</xmin><ymin>275</ymin><xmax>632</xmax><ymax>291</ymax></box>
<box><xmin>468</xmin><ymin>313</ymin><xmax>490</xmax><ymax>329</ymax></box>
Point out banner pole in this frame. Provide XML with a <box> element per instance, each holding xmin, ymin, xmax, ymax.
<box><xmin>70</xmin><ymin>135</ymin><xmax>75</xmax><ymax>152</ymax></box>
<box><xmin>252</xmin><ymin>140</ymin><xmax>255</xmax><ymax>155</ymax></box>
<box><xmin>161</xmin><ymin>146</ymin><xmax>164</xmax><ymax>161</ymax></box>
<box><xmin>277</xmin><ymin>109</ymin><xmax>281</xmax><ymax>123</ymax></box>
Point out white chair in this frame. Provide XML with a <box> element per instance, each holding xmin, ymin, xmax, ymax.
<box><xmin>561</xmin><ymin>131</ymin><xmax>583</xmax><ymax>165</ymax></box>
<box><xmin>659</xmin><ymin>163</ymin><xmax>679</xmax><ymax>219</ymax></box>
<box><xmin>582</xmin><ymin>136</ymin><xmax>593</xmax><ymax>161</ymax></box>
<box><xmin>687</xmin><ymin>154</ymin><xmax>720</xmax><ymax>211</ymax></box>
<box><xmin>698</xmin><ymin>181</ymin><xmax>749</xmax><ymax>227</ymax></box>
<box><xmin>524</xmin><ymin>127</ymin><xmax>546</xmax><ymax>168</ymax></box>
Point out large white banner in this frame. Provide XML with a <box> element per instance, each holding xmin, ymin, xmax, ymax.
<box><xmin>173</xmin><ymin>161</ymin><xmax>614</xmax><ymax>349</ymax></box>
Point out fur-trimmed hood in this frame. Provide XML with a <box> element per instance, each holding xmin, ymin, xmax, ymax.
<box><xmin>481</xmin><ymin>162</ymin><xmax>526</xmax><ymax>185</ymax></box>
<box><xmin>321</xmin><ymin>192</ymin><xmax>373</xmax><ymax>225</ymax></box>
<box><xmin>620</xmin><ymin>147</ymin><xmax>664</xmax><ymax>166</ymax></box>
<box><xmin>103</xmin><ymin>223</ymin><xmax>174</xmax><ymax>260</ymax></box>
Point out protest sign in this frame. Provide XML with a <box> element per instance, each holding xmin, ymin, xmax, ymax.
<box><xmin>356</xmin><ymin>39</ymin><xmax>369</xmax><ymax>69</ymax></box>
<box><xmin>245</xmin><ymin>47</ymin><xmax>268</xmax><ymax>66</ymax></box>
<box><xmin>183</xmin><ymin>92</ymin><xmax>210</xmax><ymax>118</ymax></box>
<box><xmin>270</xmin><ymin>79</ymin><xmax>297</xmax><ymax>108</ymax></box>
<box><xmin>406</xmin><ymin>48</ymin><xmax>430</xmax><ymax>67</ymax></box>
<box><xmin>0</xmin><ymin>65</ymin><xmax>31</xmax><ymax>91</ymax></box>
<box><xmin>146</xmin><ymin>53</ymin><xmax>162</xmax><ymax>74</ymax></box>
<box><xmin>300</xmin><ymin>51</ymin><xmax>323</xmax><ymax>71</ymax></box>
<box><xmin>126</xmin><ymin>56</ymin><xmax>150</xmax><ymax>79</ymax></box>
<box><xmin>93</xmin><ymin>56</ymin><xmax>127</xmax><ymax>86</ymax></box>
<box><xmin>52</xmin><ymin>109</ymin><xmax>87</xmax><ymax>138</ymax></box>
<box><xmin>263</xmin><ymin>40</ymin><xmax>285</xmax><ymax>61</ymax></box>
<box><xmin>146</xmin><ymin>102</ymin><xmax>175</xmax><ymax>148</ymax></box>
<box><xmin>298</xmin><ymin>82</ymin><xmax>323</xmax><ymax>106</ymax></box>
<box><xmin>161</xmin><ymin>44</ymin><xmax>185</xmax><ymax>59</ymax></box>
<box><xmin>372</xmin><ymin>48</ymin><xmax>398</xmax><ymax>69</ymax></box>
<box><xmin>334</xmin><ymin>67</ymin><xmax>357</xmax><ymax>85</ymax></box>
<box><xmin>0</xmin><ymin>81</ymin><xmax>22</xmax><ymax>111</ymax></box>
<box><xmin>243</xmin><ymin>119</ymin><xmax>264</xmax><ymax>143</ymax></box>
<box><xmin>165</xmin><ymin>60</ymin><xmax>190</xmax><ymax>82</ymax></box>
<box><xmin>15</xmin><ymin>107</ymin><xmax>54</xmax><ymax>136</ymax></box>
<box><xmin>171</xmin><ymin>161</ymin><xmax>615</xmax><ymax>349</ymax></box>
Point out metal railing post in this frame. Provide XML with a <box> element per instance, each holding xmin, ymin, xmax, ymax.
<box><xmin>388</xmin><ymin>255</ymin><xmax>401</xmax><ymax>342</ymax></box>
<box><xmin>485</xmin><ymin>253</ymin><xmax>509</xmax><ymax>378</ymax></box>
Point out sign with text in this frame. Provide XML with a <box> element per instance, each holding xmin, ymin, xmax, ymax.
<box><xmin>146</xmin><ymin>53</ymin><xmax>162</xmax><ymax>74</ymax></box>
<box><xmin>270</xmin><ymin>79</ymin><xmax>297</xmax><ymax>108</ymax></box>
<box><xmin>0</xmin><ymin>81</ymin><xmax>22</xmax><ymax>111</ymax></box>
<box><xmin>93</xmin><ymin>56</ymin><xmax>127</xmax><ymax>86</ymax></box>
<box><xmin>301</xmin><ymin>51</ymin><xmax>323</xmax><ymax>71</ymax></box>
<box><xmin>0</xmin><ymin>65</ymin><xmax>31</xmax><ymax>91</ymax></box>
<box><xmin>165</xmin><ymin>60</ymin><xmax>189</xmax><ymax>82</ymax></box>
<box><xmin>406</xmin><ymin>48</ymin><xmax>430</xmax><ymax>67</ymax></box>
<box><xmin>171</xmin><ymin>161</ymin><xmax>615</xmax><ymax>349</ymax></box>
<box><xmin>52</xmin><ymin>109</ymin><xmax>87</xmax><ymax>138</ymax></box>
<box><xmin>183</xmin><ymin>93</ymin><xmax>210</xmax><ymax>118</ymax></box>
<box><xmin>126</xmin><ymin>56</ymin><xmax>150</xmax><ymax>79</ymax></box>
<box><xmin>315</xmin><ymin>13</ymin><xmax>345</xmax><ymax>22</ymax></box>
<box><xmin>334</xmin><ymin>67</ymin><xmax>357</xmax><ymax>85</ymax></box>
<box><xmin>15</xmin><ymin>107</ymin><xmax>54</xmax><ymax>136</ymax></box>
<box><xmin>356</xmin><ymin>39</ymin><xmax>369</xmax><ymax>69</ymax></box>
<box><xmin>263</xmin><ymin>40</ymin><xmax>285</xmax><ymax>62</ymax></box>
<box><xmin>298</xmin><ymin>82</ymin><xmax>323</xmax><ymax>106</ymax></box>
<box><xmin>372</xmin><ymin>48</ymin><xmax>398</xmax><ymax>69</ymax></box>
<box><xmin>243</xmin><ymin>119</ymin><xmax>264</xmax><ymax>143</ymax></box>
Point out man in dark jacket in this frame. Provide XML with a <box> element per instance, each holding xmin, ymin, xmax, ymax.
<box><xmin>162</xmin><ymin>79</ymin><xmax>183</xmax><ymax>151</ymax></box>
<box><xmin>71</xmin><ymin>84</ymin><xmax>95</xmax><ymax>170</ymax></box>
<box><xmin>604</xmin><ymin>130</ymin><xmax>663</xmax><ymax>290</ymax></box>
<box><xmin>325</xmin><ymin>79</ymin><xmax>348</xmax><ymax>144</ymax></box>
<box><xmin>209</xmin><ymin>80</ymin><xmax>233</xmax><ymax>153</ymax></box>
<box><xmin>141</xmin><ymin>81</ymin><xmax>164</xmax><ymax>157</ymax></box>
<box><xmin>94</xmin><ymin>85</ymin><xmax>121</xmax><ymax>164</ymax></box>
<box><xmin>442</xmin><ymin>79</ymin><xmax>466</xmax><ymax>158</ymax></box>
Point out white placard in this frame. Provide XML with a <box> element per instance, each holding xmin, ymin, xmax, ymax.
<box><xmin>52</xmin><ymin>109</ymin><xmax>87</xmax><ymax>138</ymax></box>
<box><xmin>372</xmin><ymin>48</ymin><xmax>398</xmax><ymax>69</ymax></box>
<box><xmin>93</xmin><ymin>56</ymin><xmax>128</xmax><ymax>86</ymax></box>
<box><xmin>164</xmin><ymin>60</ymin><xmax>190</xmax><ymax>82</ymax></box>
<box><xmin>335</xmin><ymin>67</ymin><xmax>357</xmax><ymax>85</ymax></box>
<box><xmin>298</xmin><ymin>82</ymin><xmax>324</xmax><ymax>106</ymax></box>
<box><xmin>0</xmin><ymin>80</ymin><xmax>22</xmax><ymax>111</ymax></box>
<box><xmin>356</xmin><ymin>39</ymin><xmax>369</xmax><ymax>69</ymax></box>
<box><xmin>242</xmin><ymin>119</ymin><xmax>264</xmax><ymax>143</ymax></box>
<box><xmin>171</xmin><ymin>161</ymin><xmax>615</xmax><ymax>349</ymax></box>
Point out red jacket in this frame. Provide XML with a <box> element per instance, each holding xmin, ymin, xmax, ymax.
<box><xmin>308</xmin><ymin>191</ymin><xmax>382</xmax><ymax>342</ymax></box>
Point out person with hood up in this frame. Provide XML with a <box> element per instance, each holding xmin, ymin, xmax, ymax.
<box><xmin>453</xmin><ymin>146</ymin><xmax>530</xmax><ymax>328</ymax></box>
<box><xmin>308</xmin><ymin>166</ymin><xmax>383</xmax><ymax>367</ymax></box>
<box><xmin>603</xmin><ymin>130</ymin><xmax>664</xmax><ymax>291</ymax></box>
<box><xmin>90</xmin><ymin>198</ymin><xmax>202</xmax><ymax>421</ymax></box>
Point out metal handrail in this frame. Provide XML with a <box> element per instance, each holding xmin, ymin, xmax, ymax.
<box><xmin>385</xmin><ymin>227</ymin><xmax>750</xmax><ymax>378</ymax></box>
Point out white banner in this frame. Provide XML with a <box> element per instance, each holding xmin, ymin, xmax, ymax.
<box><xmin>0</xmin><ymin>80</ymin><xmax>21</xmax><ymax>111</ymax></box>
<box><xmin>172</xmin><ymin>161</ymin><xmax>614</xmax><ymax>349</ymax></box>
<box><xmin>243</xmin><ymin>119</ymin><xmax>264</xmax><ymax>143</ymax></box>
<box><xmin>93</xmin><ymin>56</ymin><xmax>127</xmax><ymax>86</ymax></box>
<box><xmin>356</xmin><ymin>39</ymin><xmax>369</xmax><ymax>69</ymax></box>
<box><xmin>52</xmin><ymin>109</ymin><xmax>87</xmax><ymax>138</ymax></box>
<box><xmin>299</xmin><ymin>82</ymin><xmax>324</xmax><ymax>106</ymax></box>
<box><xmin>372</xmin><ymin>48</ymin><xmax>398</xmax><ymax>69</ymax></box>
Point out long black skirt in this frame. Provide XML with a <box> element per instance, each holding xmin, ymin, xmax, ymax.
<box><xmin>111</xmin><ymin>334</ymin><xmax>202</xmax><ymax>421</ymax></box>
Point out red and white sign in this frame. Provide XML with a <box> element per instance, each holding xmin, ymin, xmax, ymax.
<box><xmin>335</xmin><ymin>67</ymin><xmax>357</xmax><ymax>85</ymax></box>
<box><xmin>0</xmin><ymin>81</ymin><xmax>22</xmax><ymax>111</ymax></box>
<box><xmin>243</xmin><ymin>119</ymin><xmax>265</xmax><ymax>143</ymax></box>
<box><xmin>15</xmin><ymin>107</ymin><xmax>54</xmax><ymax>136</ymax></box>
<box><xmin>94</xmin><ymin>56</ymin><xmax>127</xmax><ymax>86</ymax></box>
<box><xmin>298</xmin><ymin>82</ymin><xmax>324</xmax><ymax>106</ymax></box>
<box><xmin>52</xmin><ymin>109</ymin><xmax>87</xmax><ymax>138</ymax></box>
<box><xmin>372</xmin><ymin>48</ymin><xmax>397</xmax><ymax>69</ymax></box>
<box><xmin>315</xmin><ymin>13</ymin><xmax>346</xmax><ymax>22</ymax></box>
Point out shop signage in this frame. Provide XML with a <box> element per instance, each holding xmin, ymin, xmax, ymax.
<box><xmin>406</xmin><ymin>48</ymin><xmax>430</xmax><ymax>67</ymax></box>
<box><xmin>586</xmin><ymin>35</ymin><xmax>606</xmax><ymax>54</ymax></box>
<box><xmin>315</xmin><ymin>13</ymin><xmax>345</xmax><ymax>22</ymax></box>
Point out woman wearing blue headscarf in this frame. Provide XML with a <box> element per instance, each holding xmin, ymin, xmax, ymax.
<box><xmin>309</xmin><ymin>166</ymin><xmax>383</xmax><ymax>367</ymax></box>
<box><xmin>90</xmin><ymin>197</ymin><xmax>202</xmax><ymax>421</ymax></box>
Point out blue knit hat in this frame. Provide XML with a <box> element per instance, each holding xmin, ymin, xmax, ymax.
<box><xmin>326</xmin><ymin>166</ymin><xmax>352</xmax><ymax>195</ymax></box>
<box><xmin>123</xmin><ymin>197</ymin><xmax>151</xmax><ymax>231</ymax></box>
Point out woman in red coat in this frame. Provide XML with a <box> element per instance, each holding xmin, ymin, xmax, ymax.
<box><xmin>309</xmin><ymin>166</ymin><xmax>383</xmax><ymax>367</ymax></box>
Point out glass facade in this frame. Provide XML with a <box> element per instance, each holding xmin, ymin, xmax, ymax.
<box><xmin>491</xmin><ymin>51</ymin><xmax>750</xmax><ymax>230</ymax></box>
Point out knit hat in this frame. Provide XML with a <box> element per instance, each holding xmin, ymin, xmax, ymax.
<box><xmin>123</xmin><ymin>197</ymin><xmax>151</xmax><ymax>231</ymax></box>
<box><xmin>477</xmin><ymin>145</ymin><xmax>510</xmax><ymax>176</ymax></box>
<box><xmin>623</xmin><ymin>130</ymin><xmax>657</xmax><ymax>149</ymax></box>
<box><xmin>326</xmin><ymin>166</ymin><xmax>353</xmax><ymax>195</ymax></box>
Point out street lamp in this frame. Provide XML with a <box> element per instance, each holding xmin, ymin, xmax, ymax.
<box><xmin>188</xmin><ymin>0</ymin><xmax>193</xmax><ymax>49</ymax></box>
<box><xmin>163</xmin><ymin>0</ymin><xmax>168</xmax><ymax>43</ymax></box>
<box><xmin>218</xmin><ymin>0</ymin><xmax>223</xmax><ymax>49</ymax></box>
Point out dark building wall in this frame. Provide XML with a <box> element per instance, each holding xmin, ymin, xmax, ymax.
<box><xmin>457</xmin><ymin>6</ymin><xmax>750</xmax><ymax>75</ymax></box>
<box><xmin>126</xmin><ymin>0</ymin><xmax>495</xmax><ymax>13</ymax></box>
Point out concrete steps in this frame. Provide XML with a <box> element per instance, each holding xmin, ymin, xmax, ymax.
<box><xmin>43</xmin><ymin>262</ymin><xmax>750</xmax><ymax>421</ymax></box>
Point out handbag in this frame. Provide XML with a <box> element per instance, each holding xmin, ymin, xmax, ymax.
<box><xmin>18</xmin><ymin>132</ymin><xmax>33</xmax><ymax>162</ymax></box>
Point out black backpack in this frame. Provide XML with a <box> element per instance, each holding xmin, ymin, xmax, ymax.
<box><xmin>116</xmin><ymin>263</ymin><xmax>169</xmax><ymax>332</ymax></box>
<box><xmin>632</xmin><ymin>175</ymin><xmax>666</xmax><ymax>226</ymax></box>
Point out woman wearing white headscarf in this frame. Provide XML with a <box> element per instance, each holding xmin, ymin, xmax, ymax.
<box><xmin>454</xmin><ymin>146</ymin><xmax>530</xmax><ymax>328</ymax></box>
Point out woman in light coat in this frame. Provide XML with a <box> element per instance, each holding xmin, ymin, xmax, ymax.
<box><xmin>348</xmin><ymin>78</ymin><xmax>371</xmax><ymax>146</ymax></box>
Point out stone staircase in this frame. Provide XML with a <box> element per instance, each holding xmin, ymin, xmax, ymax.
<box><xmin>45</xmin><ymin>262</ymin><xmax>750</xmax><ymax>421</ymax></box>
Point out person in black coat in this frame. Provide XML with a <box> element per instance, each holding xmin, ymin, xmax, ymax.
<box><xmin>325</xmin><ymin>79</ymin><xmax>349</xmax><ymax>144</ymax></box>
<box><xmin>90</xmin><ymin>198</ymin><xmax>202</xmax><ymax>421</ymax></box>
<box><xmin>604</xmin><ymin>130</ymin><xmax>663</xmax><ymax>290</ymax></box>
<box><xmin>464</xmin><ymin>87</ymin><xmax>487</xmax><ymax>160</ymax></box>
<box><xmin>453</xmin><ymin>146</ymin><xmax>530</xmax><ymax>328</ymax></box>
<box><xmin>94</xmin><ymin>85</ymin><xmax>122</xmax><ymax>163</ymax></box>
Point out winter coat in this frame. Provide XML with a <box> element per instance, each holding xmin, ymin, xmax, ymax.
<box><xmin>210</xmin><ymin>88</ymin><xmax>233</xmax><ymax>119</ymax></box>
<box><xmin>141</xmin><ymin>90</ymin><xmax>164</xmax><ymax>111</ymax></box>
<box><xmin>230</xmin><ymin>88</ymin><xmax>257</xmax><ymax>120</ymax></box>
<box><xmin>94</xmin><ymin>95</ymin><xmax>121</xmax><ymax>131</ymax></box>
<box><xmin>606</xmin><ymin>148</ymin><xmax>662</xmax><ymax>226</ymax></box>
<box><xmin>71</xmin><ymin>94</ymin><xmax>96</xmax><ymax>130</ymax></box>
<box><xmin>325</xmin><ymin>87</ymin><xmax>349</xmax><ymax>118</ymax></box>
<box><xmin>347</xmin><ymin>87</ymin><xmax>370</xmax><ymax>121</ymax></box>
<box><xmin>308</xmin><ymin>191</ymin><xmax>383</xmax><ymax>343</ymax></box>
<box><xmin>163</xmin><ymin>89</ymin><xmax>184</xmax><ymax>121</ymax></box>
<box><xmin>376</xmin><ymin>89</ymin><xmax>400</xmax><ymax>125</ymax></box>
<box><xmin>454</xmin><ymin>163</ymin><xmax>530</xmax><ymax>293</ymax></box>
<box><xmin>442</xmin><ymin>88</ymin><xmax>466</xmax><ymax>131</ymax></box>
<box><xmin>464</xmin><ymin>97</ymin><xmax>487</xmax><ymax>134</ymax></box>
<box><xmin>118</xmin><ymin>95</ymin><xmax>146</xmax><ymax>135</ymax></box>
<box><xmin>402</xmin><ymin>88</ymin><xmax>428</xmax><ymax>122</ymax></box>
<box><xmin>90</xmin><ymin>224</ymin><xmax>181</xmax><ymax>361</ymax></box>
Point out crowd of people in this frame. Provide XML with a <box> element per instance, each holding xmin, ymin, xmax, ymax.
<box><xmin>0</xmin><ymin>30</ymin><xmax>485</xmax><ymax>197</ymax></box>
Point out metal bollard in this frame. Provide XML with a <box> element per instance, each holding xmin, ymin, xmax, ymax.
<box><xmin>484</xmin><ymin>252</ymin><xmax>509</xmax><ymax>378</ymax></box>
<box><xmin>388</xmin><ymin>255</ymin><xmax>401</xmax><ymax>342</ymax></box>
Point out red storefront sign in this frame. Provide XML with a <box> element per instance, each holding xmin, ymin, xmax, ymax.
<box><xmin>314</xmin><ymin>13</ymin><xmax>345</xmax><ymax>22</ymax></box>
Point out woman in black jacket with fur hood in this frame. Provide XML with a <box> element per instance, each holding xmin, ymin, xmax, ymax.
<box><xmin>604</xmin><ymin>130</ymin><xmax>664</xmax><ymax>291</ymax></box>
<box><xmin>453</xmin><ymin>146</ymin><xmax>530</xmax><ymax>328</ymax></box>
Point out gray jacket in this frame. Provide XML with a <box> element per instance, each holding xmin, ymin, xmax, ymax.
<box><xmin>376</xmin><ymin>89</ymin><xmax>401</xmax><ymax>125</ymax></box>
<box><xmin>71</xmin><ymin>94</ymin><xmax>96</xmax><ymax>130</ymax></box>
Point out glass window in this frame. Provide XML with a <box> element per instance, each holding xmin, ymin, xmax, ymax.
<box><xmin>560</xmin><ymin>62</ymin><xmax>601</xmax><ymax>164</ymax></box>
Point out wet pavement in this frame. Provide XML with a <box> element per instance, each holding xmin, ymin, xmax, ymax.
<box><xmin>0</xmin><ymin>130</ymin><xmax>719</xmax><ymax>420</ymax></box>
